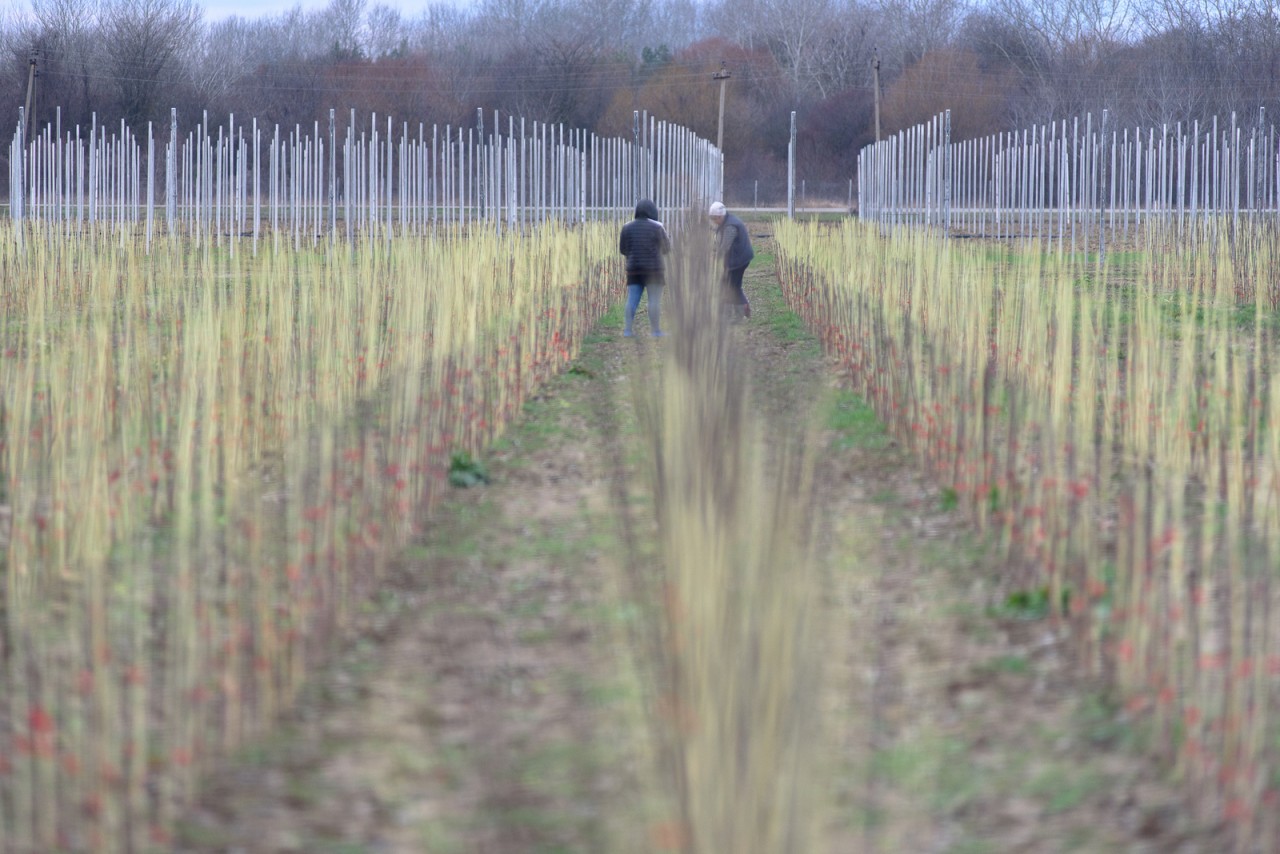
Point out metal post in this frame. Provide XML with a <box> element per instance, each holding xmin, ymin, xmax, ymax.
<box><xmin>477</xmin><ymin>107</ymin><xmax>485</xmax><ymax>220</ymax></box>
<box><xmin>329</xmin><ymin>108</ymin><xmax>337</xmax><ymax>238</ymax></box>
<box><xmin>14</xmin><ymin>106</ymin><xmax>24</xmax><ymax>226</ymax></box>
<box><xmin>943</xmin><ymin>109</ymin><xmax>952</xmax><ymax>235</ymax></box>
<box><xmin>787</xmin><ymin>111</ymin><xmax>796</xmax><ymax>219</ymax></box>
<box><xmin>1099</xmin><ymin>109</ymin><xmax>1109</xmax><ymax>263</ymax></box>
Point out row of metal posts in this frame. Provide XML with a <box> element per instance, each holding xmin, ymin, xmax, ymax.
<box><xmin>6</xmin><ymin>107</ymin><xmax>723</xmax><ymax>251</ymax></box>
<box><xmin>859</xmin><ymin>109</ymin><xmax>1280</xmax><ymax>246</ymax></box>
<box><xmin>857</xmin><ymin>110</ymin><xmax>953</xmax><ymax>234</ymax></box>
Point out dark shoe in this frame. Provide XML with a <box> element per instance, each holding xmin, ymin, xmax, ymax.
<box><xmin>742</xmin><ymin>302</ymin><xmax>752</xmax><ymax>318</ymax></box>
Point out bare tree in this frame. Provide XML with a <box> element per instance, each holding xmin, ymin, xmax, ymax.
<box><xmin>988</xmin><ymin>0</ymin><xmax>1135</xmax><ymax>52</ymax></box>
<box><xmin>1128</xmin><ymin>33</ymin><xmax>1213</xmax><ymax>126</ymax></box>
<box><xmin>365</xmin><ymin>3</ymin><xmax>406</xmax><ymax>59</ymax></box>
<box><xmin>707</xmin><ymin>0</ymin><xmax>841</xmax><ymax>96</ymax></box>
<box><xmin>102</xmin><ymin>0</ymin><xmax>200</xmax><ymax>132</ymax></box>
<box><xmin>320</xmin><ymin>0</ymin><xmax>367</xmax><ymax>58</ymax></box>
<box><xmin>556</xmin><ymin>0</ymin><xmax>654</xmax><ymax>55</ymax></box>
<box><xmin>874</xmin><ymin>0</ymin><xmax>968</xmax><ymax>72</ymax></box>
<box><xmin>10</xmin><ymin>0</ymin><xmax>105</xmax><ymax>130</ymax></box>
<box><xmin>473</xmin><ymin>0</ymin><xmax>549</xmax><ymax>56</ymax></box>
<box><xmin>808</xmin><ymin>0</ymin><xmax>878</xmax><ymax>97</ymax></box>
<box><xmin>407</xmin><ymin>2</ymin><xmax>473</xmax><ymax>55</ymax></box>
<box><xmin>646</xmin><ymin>0</ymin><xmax>706</xmax><ymax>52</ymax></box>
<box><xmin>186</xmin><ymin>15</ymin><xmax>259</xmax><ymax>105</ymax></box>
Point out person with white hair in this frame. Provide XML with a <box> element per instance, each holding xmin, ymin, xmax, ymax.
<box><xmin>708</xmin><ymin>201</ymin><xmax>754</xmax><ymax>321</ymax></box>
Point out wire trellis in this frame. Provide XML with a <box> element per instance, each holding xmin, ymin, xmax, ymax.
<box><xmin>7</xmin><ymin>106</ymin><xmax>723</xmax><ymax>250</ymax></box>
<box><xmin>858</xmin><ymin>108</ymin><xmax>1280</xmax><ymax>248</ymax></box>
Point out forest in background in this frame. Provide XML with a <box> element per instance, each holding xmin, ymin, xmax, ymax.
<box><xmin>3</xmin><ymin>0</ymin><xmax>1280</xmax><ymax>203</ymax></box>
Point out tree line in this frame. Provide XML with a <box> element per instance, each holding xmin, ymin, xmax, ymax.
<box><xmin>4</xmin><ymin>0</ymin><xmax>1280</xmax><ymax>203</ymax></box>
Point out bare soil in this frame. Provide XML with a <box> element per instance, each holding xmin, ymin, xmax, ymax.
<box><xmin>178</xmin><ymin>221</ymin><xmax>1226</xmax><ymax>853</ymax></box>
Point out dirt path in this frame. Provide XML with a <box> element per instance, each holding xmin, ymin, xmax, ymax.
<box><xmin>179</xmin><ymin>221</ymin><xmax>1224</xmax><ymax>853</ymax></box>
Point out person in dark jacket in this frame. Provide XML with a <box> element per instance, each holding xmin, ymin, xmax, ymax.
<box><xmin>618</xmin><ymin>198</ymin><xmax>671</xmax><ymax>337</ymax></box>
<box><xmin>709</xmin><ymin>201</ymin><xmax>754</xmax><ymax>320</ymax></box>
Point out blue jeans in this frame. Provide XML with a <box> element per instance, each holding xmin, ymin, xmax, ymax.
<box><xmin>625</xmin><ymin>282</ymin><xmax>664</xmax><ymax>335</ymax></box>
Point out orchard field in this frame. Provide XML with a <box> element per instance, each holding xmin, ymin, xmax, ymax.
<box><xmin>0</xmin><ymin>219</ymin><xmax>618</xmax><ymax>850</ymax></box>
<box><xmin>177</xmin><ymin>218</ymin><xmax>1238</xmax><ymax>853</ymax></box>
<box><xmin>4</xmin><ymin>145</ymin><xmax>1280</xmax><ymax>853</ymax></box>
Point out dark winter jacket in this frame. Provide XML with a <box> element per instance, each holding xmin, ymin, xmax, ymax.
<box><xmin>619</xmin><ymin>199</ymin><xmax>671</xmax><ymax>276</ymax></box>
<box><xmin>715</xmin><ymin>212</ymin><xmax>754</xmax><ymax>271</ymax></box>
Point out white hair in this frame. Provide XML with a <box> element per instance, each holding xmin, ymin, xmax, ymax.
<box><xmin>708</xmin><ymin>202</ymin><xmax>727</xmax><ymax>217</ymax></box>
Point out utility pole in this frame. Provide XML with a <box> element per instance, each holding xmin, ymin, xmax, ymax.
<box><xmin>714</xmin><ymin>63</ymin><xmax>730</xmax><ymax>205</ymax></box>
<box><xmin>872</xmin><ymin>50</ymin><xmax>882</xmax><ymax>143</ymax></box>
<box><xmin>23</xmin><ymin>51</ymin><xmax>38</xmax><ymax>145</ymax></box>
<box><xmin>713</xmin><ymin>61</ymin><xmax>731</xmax><ymax>153</ymax></box>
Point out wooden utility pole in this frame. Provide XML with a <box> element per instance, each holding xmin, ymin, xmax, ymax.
<box><xmin>713</xmin><ymin>62</ymin><xmax>731</xmax><ymax>153</ymax></box>
<box><xmin>23</xmin><ymin>51</ymin><xmax>37</xmax><ymax>145</ymax></box>
<box><xmin>872</xmin><ymin>51</ymin><xmax>881</xmax><ymax>143</ymax></box>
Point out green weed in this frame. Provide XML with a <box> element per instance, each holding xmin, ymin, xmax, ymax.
<box><xmin>448</xmin><ymin>451</ymin><xmax>491</xmax><ymax>487</ymax></box>
<box><xmin>990</xmin><ymin>586</ymin><xmax>1053</xmax><ymax>621</ymax></box>
<box><xmin>940</xmin><ymin>487</ymin><xmax>960</xmax><ymax>512</ymax></box>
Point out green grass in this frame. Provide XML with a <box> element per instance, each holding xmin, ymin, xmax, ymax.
<box><xmin>1028</xmin><ymin>764</ymin><xmax>1105</xmax><ymax>813</ymax></box>
<box><xmin>416</xmin><ymin>821</ymin><xmax>465</xmax><ymax>854</ymax></box>
<box><xmin>517</xmin><ymin>627</ymin><xmax>558</xmax><ymax>644</ymax></box>
<box><xmin>581</xmin><ymin>676</ymin><xmax>639</xmax><ymax>707</ymax></box>
<box><xmin>872</xmin><ymin>734</ymin><xmax>979</xmax><ymax>813</ymax></box>
<box><xmin>985</xmin><ymin>654</ymin><xmax>1032</xmax><ymax>676</ymax></box>
<box><xmin>947</xmin><ymin>840</ymin><xmax>996</xmax><ymax>854</ymax></box>
<box><xmin>826</xmin><ymin>390</ymin><xmax>890</xmax><ymax>450</ymax></box>
<box><xmin>596</xmin><ymin>303</ymin><xmax>625</xmax><ymax>330</ymax></box>
<box><xmin>1075</xmin><ymin>693</ymin><xmax>1145</xmax><ymax>750</ymax></box>
<box><xmin>575</xmin><ymin>601</ymin><xmax>643</xmax><ymax>627</ymax></box>
<box><xmin>314</xmin><ymin>841</ymin><xmax>369</xmax><ymax>854</ymax></box>
<box><xmin>173</xmin><ymin>819</ymin><xmax>234</xmax><ymax>848</ymax></box>
<box><xmin>489</xmin><ymin>304</ymin><xmax>629</xmax><ymax>455</ymax></box>
<box><xmin>767</xmin><ymin>304</ymin><xmax>811</xmax><ymax>343</ymax></box>
<box><xmin>748</xmin><ymin>260</ymin><xmax>826</xmax><ymax>360</ymax></box>
<box><xmin>516</xmin><ymin>740</ymin><xmax>599</xmax><ymax>794</ymax></box>
<box><xmin>407</xmin><ymin>499</ymin><xmax>495</xmax><ymax>559</ymax></box>
<box><xmin>506</xmin><ymin>519</ymin><xmax>613</xmax><ymax>564</ymax></box>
